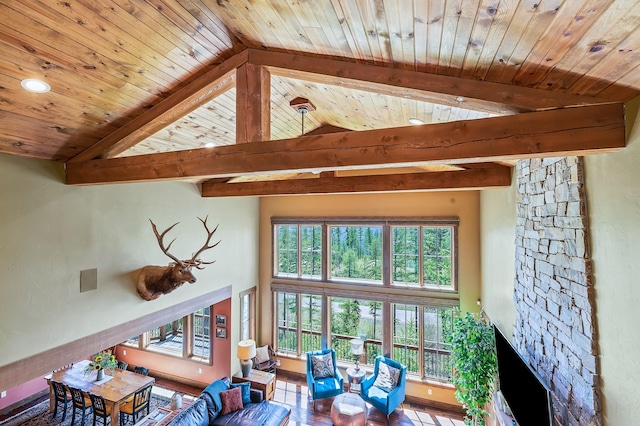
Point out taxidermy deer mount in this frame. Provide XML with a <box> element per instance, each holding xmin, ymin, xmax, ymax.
<box><xmin>136</xmin><ymin>216</ymin><xmax>220</xmax><ymax>301</ymax></box>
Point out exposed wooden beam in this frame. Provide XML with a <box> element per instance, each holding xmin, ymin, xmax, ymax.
<box><xmin>248</xmin><ymin>49</ymin><xmax>612</xmax><ymax>115</ymax></box>
<box><xmin>201</xmin><ymin>164</ymin><xmax>512</xmax><ymax>197</ymax></box>
<box><xmin>68</xmin><ymin>50</ymin><xmax>249</xmax><ymax>162</ymax></box>
<box><xmin>236</xmin><ymin>63</ymin><xmax>270</xmax><ymax>143</ymax></box>
<box><xmin>65</xmin><ymin>103</ymin><xmax>625</xmax><ymax>185</ymax></box>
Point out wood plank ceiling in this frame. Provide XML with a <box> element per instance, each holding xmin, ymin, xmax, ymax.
<box><xmin>1</xmin><ymin>1</ymin><xmax>636</xmax><ymax>196</ymax></box>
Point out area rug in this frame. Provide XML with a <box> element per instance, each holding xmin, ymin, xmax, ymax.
<box><xmin>0</xmin><ymin>388</ymin><xmax>172</xmax><ymax>426</ymax></box>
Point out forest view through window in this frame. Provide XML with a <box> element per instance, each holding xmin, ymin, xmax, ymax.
<box><xmin>272</xmin><ymin>217</ymin><xmax>459</xmax><ymax>381</ymax></box>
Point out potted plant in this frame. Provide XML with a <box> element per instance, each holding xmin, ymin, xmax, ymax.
<box><xmin>449</xmin><ymin>311</ymin><xmax>497</xmax><ymax>426</ymax></box>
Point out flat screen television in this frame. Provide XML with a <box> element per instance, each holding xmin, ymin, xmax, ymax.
<box><xmin>494</xmin><ymin>325</ymin><xmax>553</xmax><ymax>426</ymax></box>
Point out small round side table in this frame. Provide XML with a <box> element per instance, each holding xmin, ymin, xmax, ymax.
<box><xmin>346</xmin><ymin>366</ymin><xmax>366</xmax><ymax>393</ymax></box>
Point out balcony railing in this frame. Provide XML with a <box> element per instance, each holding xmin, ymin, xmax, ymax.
<box><xmin>277</xmin><ymin>326</ymin><xmax>451</xmax><ymax>381</ymax></box>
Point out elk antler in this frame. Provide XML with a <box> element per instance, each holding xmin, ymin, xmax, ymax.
<box><xmin>149</xmin><ymin>219</ymin><xmax>184</xmax><ymax>266</ymax></box>
<box><xmin>188</xmin><ymin>216</ymin><xmax>221</xmax><ymax>269</ymax></box>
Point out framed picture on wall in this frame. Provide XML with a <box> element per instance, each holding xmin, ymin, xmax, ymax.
<box><xmin>215</xmin><ymin>314</ymin><xmax>227</xmax><ymax>327</ymax></box>
<box><xmin>215</xmin><ymin>327</ymin><xmax>227</xmax><ymax>339</ymax></box>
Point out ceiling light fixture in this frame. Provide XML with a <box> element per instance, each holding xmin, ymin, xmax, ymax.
<box><xmin>21</xmin><ymin>78</ymin><xmax>51</xmax><ymax>93</ymax></box>
<box><xmin>290</xmin><ymin>97</ymin><xmax>316</xmax><ymax>135</ymax></box>
<box><xmin>409</xmin><ymin>118</ymin><xmax>424</xmax><ymax>125</ymax></box>
<box><xmin>203</xmin><ymin>142</ymin><xmax>215</xmax><ymax>148</ymax></box>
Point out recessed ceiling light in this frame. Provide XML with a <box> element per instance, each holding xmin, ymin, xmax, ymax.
<box><xmin>409</xmin><ymin>118</ymin><xmax>424</xmax><ymax>125</ymax></box>
<box><xmin>21</xmin><ymin>78</ymin><xmax>50</xmax><ymax>93</ymax></box>
<box><xmin>203</xmin><ymin>142</ymin><xmax>216</xmax><ymax>148</ymax></box>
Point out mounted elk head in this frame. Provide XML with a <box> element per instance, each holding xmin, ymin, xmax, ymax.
<box><xmin>136</xmin><ymin>216</ymin><xmax>220</xmax><ymax>301</ymax></box>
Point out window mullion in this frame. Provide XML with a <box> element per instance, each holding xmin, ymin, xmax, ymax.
<box><xmin>382</xmin><ymin>301</ymin><xmax>392</xmax><ymax>357</ymax></box>
<box><xmin>296</xmin><ymin>293</ymin><xmax>302</xmax><ymax>356</ymax></box>
<box><xmin>418</xmin><ymin>306</ymin><xmax>425</xmax><ymax>379</ymax></box>
<box><xmin>382</xmin><ymin>224</ymin><xmax>391</xmax><ymax>287</ymax></box>
<box><xmin>419</xmin><ymin>226</ymin><xmax>425</xmax><ymax>288</ymax></box>
<box><xmin>297</xmin><ymin>225</ymin><xmax>302</xmax><ymax>277</ymax></box>
<box><xmin>322</xmin><ymin>295</ymin><xmax>329</xmax><ymax>350</ymax></box>
<box><xmin>184</xmin><ymin>314</ymin><xmax>192</xmax><ymax>359</ymax></box>
<box><xmin>321</xmin><ymin>224</ymin><xmax>328</xmax><ymax>281</ymax></box>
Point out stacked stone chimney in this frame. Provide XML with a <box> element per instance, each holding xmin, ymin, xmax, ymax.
<box><xmin>513</xmin><ymin>157</ymin><xmax>601</xmax><ymax>426</ymax></box>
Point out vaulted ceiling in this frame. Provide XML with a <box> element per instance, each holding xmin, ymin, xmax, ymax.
<box><xmin>1</xmin><ymin>1</ymin><xmax>634</xmax><ymax>196</ymax></box>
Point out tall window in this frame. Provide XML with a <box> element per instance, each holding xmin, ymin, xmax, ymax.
<box><xmin>192</xmin><ymin>308</ymin><xmax>211</xmax><ymax>359</ymax></box>
<box><xmin>277</xmin><ymin>292</ymin><xmax>298</xmax><ymax>354</ymax></box>
<box><xmin>393</xmin><ymin>304</ymin><xmax>420</xmax><ymax>374</ymax></box>
<box><xmin>330</xmin><ymin>297</ymin><xmax>383</xmax><ymax>365</ymax></box>
<box><xmin>423</xmin><ymin>307</ymin><xmax>454</xmax><ymax>381</ymax></box>
<box><xmin>123</xmin><ymin>306</ymin><xmax>213</xmax><ymax>363</ymax></box>
<box><xmin>275</xmin><ymin>224</ymin><xmax>322</xmax><ymax>279</ymax></box>
<box><xmin>240</xmin><ymin>287</ymin><xmax>256</xmax><ymax>341</ymax></box>
<box><xmin>272</xmin><ymin>217</ymin><xmax>459</xmax><ymax>382</ymax></box>
<box><xmin>300</xmin><ymin>294</ymin><xmax>323</xmax><ymax>353</ymax></box>
<box><xmin>330</xmin><ymin>225</ymin><xmax>383</xmax><ymax>283</ymax></box>
<box><xmin>392</xmin><ymin>226</ymin><xmax>454</xmax><ymax>288</ymax></box>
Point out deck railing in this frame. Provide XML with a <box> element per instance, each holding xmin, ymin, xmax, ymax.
<box><xmin>277</xmin><ymin>326</ymin><xmax>451</xmax><ymax>381</ymax></box>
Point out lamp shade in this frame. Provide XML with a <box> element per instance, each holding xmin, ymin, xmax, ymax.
<box><xmin>350</xmin><ymin>338</ymin><xmax>364</xmax><ymax>355</ymax></box>
<box><xmin>237</xmin><ymin>339</ymin><xmax>257</xmax><ymax>360</ymax></box>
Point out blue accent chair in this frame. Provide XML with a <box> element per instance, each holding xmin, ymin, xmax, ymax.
<box><xmin>306</xmin><ymin>349</ymin><xmax>344</xmax><ymax>409</ymax></box>
<box><xmin>360</xmin><ymin>356</ymin><xmax>407</xmax><ymax>423</ymax></box>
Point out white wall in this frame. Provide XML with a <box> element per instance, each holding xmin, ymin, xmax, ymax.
<box><xmin>583</xmin><ymin>96</ymin><xmax>640</xmax><ymax>425</ymax></box>
<box><xmin>479</xmin><ymin>178</ymin><xmax>517</xmax><ymax>339</ymax></box>
<box><xmin>0</xmin><ymin>154</ymin><xmax>259</xmax><ymax>371</ymax></box>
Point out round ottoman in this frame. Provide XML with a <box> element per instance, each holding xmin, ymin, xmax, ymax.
<box><xmin>330</xmin><ymin>393</ymin><xmax>367</xmax><ymax>426</ymax></box>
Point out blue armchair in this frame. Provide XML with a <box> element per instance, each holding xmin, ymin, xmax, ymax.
<box><xmin>360</xmin><ymin>356</ymin><xmax>406</xmax><ymax>423</ymax></box>
<box><xmin>306</xmin><ymin>349</ymin><xmax>344</xmax><ymax>409</ymax></box>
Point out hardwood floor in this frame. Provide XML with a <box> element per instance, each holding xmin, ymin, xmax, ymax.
<box><xmin>155</xmin><ymin>373</ymin><xmax>465</xmax><ymax>425</ymax></box>
<box><xmin>271</xmin><ymin>371</ymin><xmax>465</xmax><ymax>426</ymax></box>
<box><xmin>2</xmin><ymin>372</ymin><xmax>465</xmax><ymax>426</ymax></box>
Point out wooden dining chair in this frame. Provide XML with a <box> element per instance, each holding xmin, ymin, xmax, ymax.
<box><xmin>89</xmin><ymin>393</ymin><xmax>112</xmax><ymax>426</ymax></box>
<box><xmin>119</xmin><ymin>384</ymin><xmax>152</xmax><ymax>425</ymax></box>
<box><xmin>117</xmin><ymin>361</ymin><xmax>128</xmax><ymax>370</ymax></box>
<box><xmin>51</xmin><ymin>380</ymin><xmax>70</xmax><ymax>421</ymax></box>
<box><xmin>133</xmin><ymin>366</ymin><xmax>148</xmax><ymax>376</ymax></box>
<box><xmin>69</xmin><ymin>386</ymin><xmax>93</xmax><ymax>426</ymax></box>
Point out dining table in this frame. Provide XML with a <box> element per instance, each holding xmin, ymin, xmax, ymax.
<box><xmin>47</xmin><ymin>360</ymin><xmax>155</xmax><ymax>426</ymax></box>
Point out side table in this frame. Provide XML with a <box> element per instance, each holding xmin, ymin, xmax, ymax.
<box><xmin>346</xmin><ymin>367</ymin><xmax>366</xmax><ymax>393</ymax></box>
<box><xmin>232</xmin><ymin>369</ymin><xmax>276</xmax><ymax>401</ymax></box>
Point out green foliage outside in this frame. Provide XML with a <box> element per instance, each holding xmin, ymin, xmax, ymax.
<box><xmin>392</xmin><ymin>226</ymin><xmax>452</xmax><ymax>287</ymax></box>
<box><xmin>276</xmin><ymin>223</ymin><xmax>453</xmax><ymax>288</ymax></box>
<box><xmin>448</xmin><ymin>311</ymin><xmax>498</xmax><ymax>426</ymax></box>
<box><xmin>331</xmin><ymin>226</ymin><xmax>383</xmax><ymax>281</ymax></box>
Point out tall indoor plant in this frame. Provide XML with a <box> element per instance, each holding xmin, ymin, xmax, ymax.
<box><xmin>449</xmin><ymin>311</ymin><xmax>497</xmax><ymax>426</ymax></box>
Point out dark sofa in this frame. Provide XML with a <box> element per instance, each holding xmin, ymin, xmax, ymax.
<box><xmin>167</xmin><ymin>377</ymin><xmax>290</xmax><ymax>426</ymax></box>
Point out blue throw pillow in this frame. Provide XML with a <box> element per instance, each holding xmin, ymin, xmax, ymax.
<box><xmin>230</xmin><ymin>382</ymin><xmax>252</xmax><ymax>404</ymax></box>
<box><xmin>201</xmin><ymin>379</ymin><xmax>230</xmax><ymax>415</ymax></box>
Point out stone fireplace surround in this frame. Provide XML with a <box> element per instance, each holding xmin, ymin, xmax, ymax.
<box><xmin>513</xmin><ymin>157</ymin><xmax>601</xmax><ymax>426</ymax></box>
